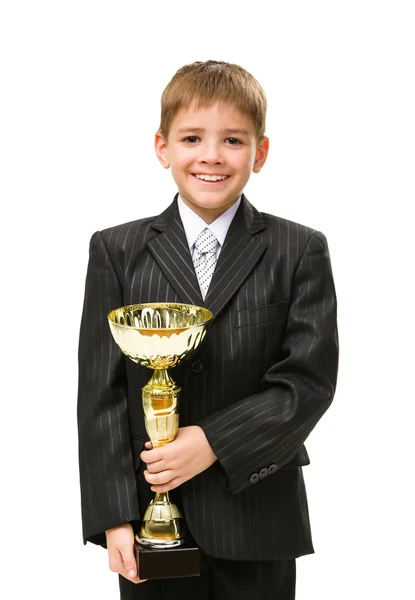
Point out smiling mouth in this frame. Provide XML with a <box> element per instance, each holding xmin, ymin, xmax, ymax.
<box><xmin>192</xmin><ymin>174</ymin><xmax>230</xmax><ymax>182</ymax></box>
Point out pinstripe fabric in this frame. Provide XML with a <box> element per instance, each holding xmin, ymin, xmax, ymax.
<box><xmin>77</xmin><ymin>194</ymin><xmax>338</xmax><ymax>559</ymax></box>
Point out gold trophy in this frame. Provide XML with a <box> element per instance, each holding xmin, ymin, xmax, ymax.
<box><xmin>107</xmin><ymin>303</ymin><xmax>212</xmax><ymax>579</ymax></box>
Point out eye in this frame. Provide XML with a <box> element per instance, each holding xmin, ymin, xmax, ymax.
<box><xmin>183</xmin><ymin>136</ymin><xmax>199</xmax><ymax>143</ymax></box>
<box><xmin>226</xmin><ymin>137</ymin><xmax>242</xmax><ymax>145</ymax></box>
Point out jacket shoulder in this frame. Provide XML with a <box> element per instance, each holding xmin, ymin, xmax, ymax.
<box><xmin>261</xmin><ymin>212</ymin><xmax>319</xmax><ymax>243</ymax></box>
<box><xmin>99</xmin><ymin>215</ymin><xmax>156</xmax><ymax>250</ymax></box>
<box><xmin>87</xmin><ymin>216</ymin><xmax>157</xmax><ymax>279</ymax></box>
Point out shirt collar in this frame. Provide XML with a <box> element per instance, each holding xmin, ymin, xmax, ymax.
<box><xmin>177</xmin><ymin>195</ymin><xmax>241</xmax><ymax>251</ymax></box>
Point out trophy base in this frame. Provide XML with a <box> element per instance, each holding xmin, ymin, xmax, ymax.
<box><xmin>135</xmin><ymin>538</ymin><xmax>200</xmax><ymax>580</ymax></box>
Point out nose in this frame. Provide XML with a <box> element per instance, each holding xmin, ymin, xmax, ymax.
<box><xmin>198</xmin><ymin>141</ymin><xmax>224</xmax><ymax>165</ymax></box>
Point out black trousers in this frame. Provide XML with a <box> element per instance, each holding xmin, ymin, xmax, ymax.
<box><xmin>119</xmin><ymin>550</ymin><xmax>296</xmax><ymax>600</ymax></box>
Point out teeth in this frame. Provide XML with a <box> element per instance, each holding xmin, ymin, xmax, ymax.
<box><xmin>195</xmin><ymin>174</ymin><xmax>228</xmax><ymax>181</ymax></box>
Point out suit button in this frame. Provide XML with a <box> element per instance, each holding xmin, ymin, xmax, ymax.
<box><xmin>268</xmin><ymin>463</ymin><xmax>278</xmax><ymax>474</ymax></box>
<box><xmin>191</xmin><ymin>360</ymin><xmax>205</xmax><ymax>374</ymax></box>
<box><xmin>249</xmin><ymin>472</ymin><xmax>259</xmax><ymax>484</ymax></box>
<box><xmin>259</xmin><ymin>468</ymin><xmax>268</xmax><ymax>479</ymax></box>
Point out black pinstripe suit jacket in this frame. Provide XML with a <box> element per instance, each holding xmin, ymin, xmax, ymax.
<box><xmin>77</xmin><ymin>193</ymin><xmax>338</xmax><ymax>561</ymax></box>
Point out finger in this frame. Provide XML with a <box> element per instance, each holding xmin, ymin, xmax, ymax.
<box><xmin>151</xmin><ymin>476</ymin><xmax>183</xmax><ymax>493</ymax></box>
<box><xmin>121</xmin><ymin>571</ymin><xmax>140</xmax><ymax>584</ymax></box>
<box><xmin>141</xmin><ymin>448</ymin><xmax>163</xmax><ymax>463</ymax></box>
<box><xmin>120</xmin><ymin>572</ymin><xmax>148</xmax><ymax>584</ymax></box>
<box><xmin>120</xmin><ymin>547</ymin><xmax>139</xmax><ymax>583</ymax></box>
<box><xmin>144</xmin><ymin>469</ymin><xmax>175</xmax><ymax>486</ymax></box>
<box><xmin>108</xmin><ymin>549</ymin><xmax>124</xmax><ymax>574</ymax></box>
<box><xmin>144</xmin><ymin>441</ymin><xmax>152</xmax><ymax>449</ymax></box>
<box><xmin>146</xmin><ymin>460</ymin><xmax>165</xmax><ymax>474</ymax></box>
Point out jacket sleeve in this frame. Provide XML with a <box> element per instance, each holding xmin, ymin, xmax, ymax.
<box><xmin>77</xmin><ymin>231</ymin><xmax>140</xmax><ymax>546</ymax></box>
<box><xmin>198</xmin><ymin>230</ymin><xmax>338</xmax><ymax>495</ymax></box>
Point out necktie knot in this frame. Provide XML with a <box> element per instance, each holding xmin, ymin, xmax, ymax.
<box><xmin>194</xmin><ymin>228</ymin><xmax>218</xmax><ymax>255</ymax></box>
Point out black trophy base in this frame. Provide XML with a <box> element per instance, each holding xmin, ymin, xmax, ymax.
<box><xmin>135</xmin><ymin>539</ymin><xmax>200</xmax><ymax>580</ymax></box>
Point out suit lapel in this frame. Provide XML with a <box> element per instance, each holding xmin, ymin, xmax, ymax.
<box><xmin>204</xmin><ymin>196</ymin><xmax>267</xmax><ymax>321</ymax></box>
<box><xmin>148</xmin><ymin>194</ymin><xmax>267</xmax><ymax>320</ymax></box>
<box><xmin>148</xmin><ymin>195</ymin><xmax>204</xmax><ymax>306</ymax></box>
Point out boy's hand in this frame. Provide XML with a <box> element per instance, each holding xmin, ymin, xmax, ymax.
<box><xmin>105</xmin><ymin>523</ymin><xmax>147</xmax><ymax>584</ymax></box>
<box><xmin>141</xmin><ymin>426</ymin><xmax>217</xmax><ymax>493</ymax></box>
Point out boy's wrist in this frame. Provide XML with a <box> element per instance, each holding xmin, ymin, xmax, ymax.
<box><xmin>195</xmin><ymin>425</ymin><xmax>217</xmax><ymax>462</ymax></box>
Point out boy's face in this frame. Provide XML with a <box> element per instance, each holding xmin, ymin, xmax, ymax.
<box><xmin>155</xmin><ymin>101</ymin><xmax>269</xmax><ymax>224</ymax></box>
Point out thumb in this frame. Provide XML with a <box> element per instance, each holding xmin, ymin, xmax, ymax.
<box><xmin>120</xmin><ymin>546</ymin><xmax>138</xmax><ymax>581</ymax></box>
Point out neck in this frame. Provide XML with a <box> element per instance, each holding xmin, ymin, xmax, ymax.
<box><xmin>179</xmin><ymin>197</ymin><xmax>240</xmax><ymax>224</ymax></box>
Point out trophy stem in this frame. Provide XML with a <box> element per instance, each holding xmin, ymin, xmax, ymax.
<box><xmin>143</xmin><ymin>368</ymin><xmax>180</xmax><ymax>448</ymax></box>
<box><xmin>139</xmin><ymin>367</ymin><xmax>188</xmax><ymax>547</ymax></box>
<box><xmin>148</xmin><ymin>367</ymin><xmax>175</xmax><ymax>390</ymax></box>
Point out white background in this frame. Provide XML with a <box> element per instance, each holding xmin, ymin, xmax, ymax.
<box><xmin>1</xmin><ymin>1</ymin><xmax>414</xmax><ymax>598</ymax></box>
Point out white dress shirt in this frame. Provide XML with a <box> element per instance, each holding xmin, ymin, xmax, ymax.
<box><xmin>177</xmin><ymin>195</ymin><xmax>241</xmax><ymax>262</ymax></box>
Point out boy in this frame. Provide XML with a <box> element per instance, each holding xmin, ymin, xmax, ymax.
<box><xmin>78</xmin><ymin>60</ymin><xmax>338</xmax><ymax>599</ymax></box>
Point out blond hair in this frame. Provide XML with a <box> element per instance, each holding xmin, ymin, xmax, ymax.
<box><xmin>159</xmin><ymin>60</ymin><xmax>267</xmax><ymax>142</ymax></box>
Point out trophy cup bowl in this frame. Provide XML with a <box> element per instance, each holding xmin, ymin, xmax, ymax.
<box><xmin>107</xmin><ymin>303</ymin><xmax>212</xmax><ymax>579</ymax></box>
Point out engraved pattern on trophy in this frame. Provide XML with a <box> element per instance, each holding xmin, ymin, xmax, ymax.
<box><xmin>108</xmin><ymin>303</ymin><xmax>212</xmax><ymax>549</ymax></box>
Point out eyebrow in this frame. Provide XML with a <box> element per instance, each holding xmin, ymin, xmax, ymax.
<box><xmin>176</xmin><ymin>127</ymin><xmax>250</xmax><ymax>135</ymax></box>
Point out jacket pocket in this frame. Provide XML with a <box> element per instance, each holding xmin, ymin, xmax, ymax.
<box><xmin>236</xmin><ymin>301</ymin><xmax>289</xmax><ymax>328</ymax></box>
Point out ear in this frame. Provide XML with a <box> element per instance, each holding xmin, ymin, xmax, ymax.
<box><xmin>154</xmin><ymin>130</ymin><xmax>170</xmax><ymax>169</ymax></box>
<box><xmin>252</xmin><ymin>136</ymin><xmax>269</xmax><ymax>173</ymax></box>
